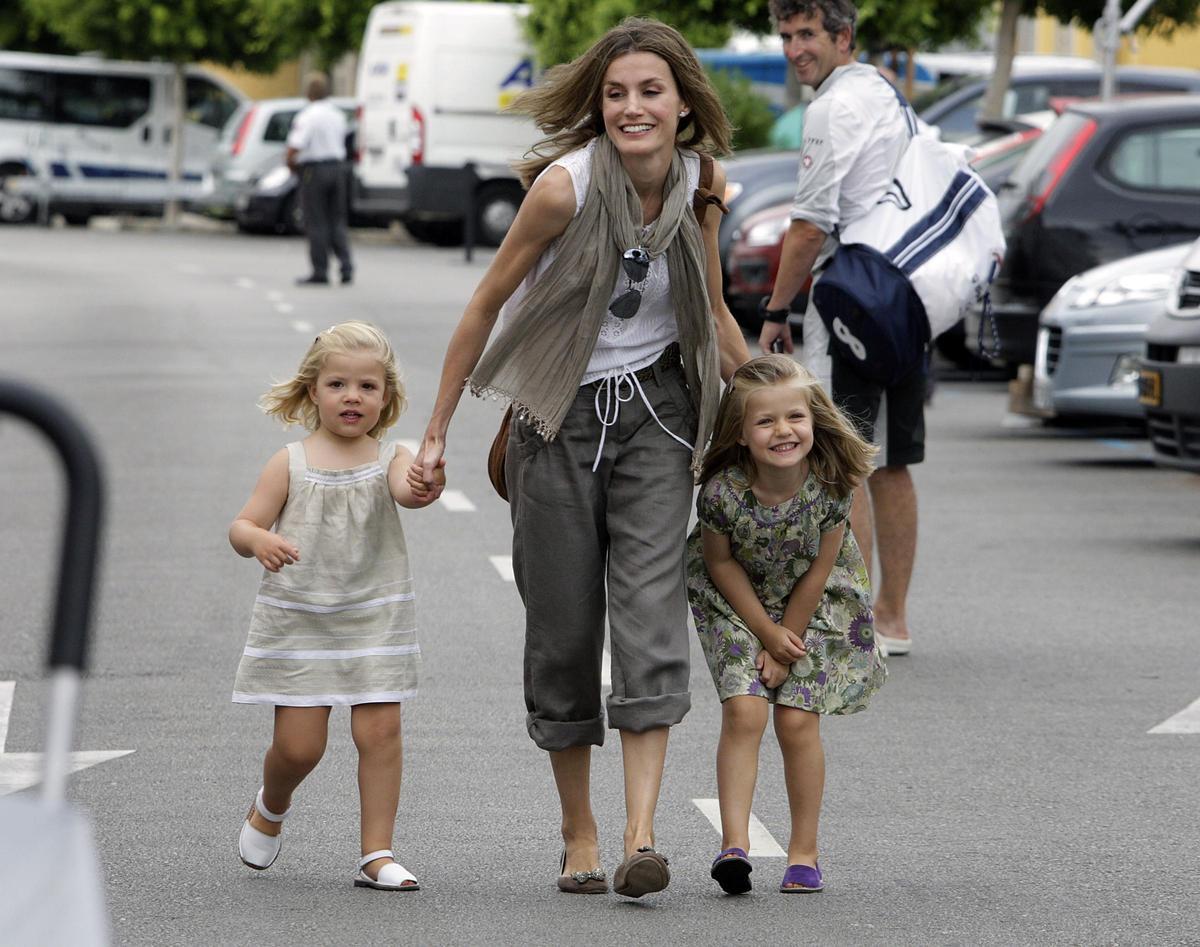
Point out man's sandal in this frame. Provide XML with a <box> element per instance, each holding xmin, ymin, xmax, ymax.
<box><xmin>710</xmin><ymin>847</ymin><xmax>753</xmax><ymax>895</ymax></box>
<box><xmin>238</xmin><ymin>787</ymin><xmax>291</xmax><ymax>870</ymax></box>
<box><xmin>353</xmin><ymin>850</ymin><xmax>420</xmax><ymax>891</ymax></box>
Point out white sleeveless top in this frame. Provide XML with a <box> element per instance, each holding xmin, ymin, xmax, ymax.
<box><xmin>499</xmin><ymin>138</ymin><xmax>702</xmax><ymax>384</ymax></box>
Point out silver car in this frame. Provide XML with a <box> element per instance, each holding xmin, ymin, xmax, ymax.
<box><xmin>199</xmin><ymin>96</ymin><xmax>355</xmax><ymax>218</ymax></box>
<box><xmin>1032</xmin><ymin>239</ymin><xmax>1197</xmax><ymax>420</ymax></box>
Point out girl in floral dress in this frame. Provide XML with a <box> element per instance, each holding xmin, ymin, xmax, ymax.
<box><xmin>686</xmin><ymin>354</ymin><xmax>886</xmax><ymax>895</ymax></box>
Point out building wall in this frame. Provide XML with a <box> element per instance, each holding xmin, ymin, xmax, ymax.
<box><xmin>205</xmin><ymin>52</ymin><xmax>358</xmax><ymax>102</ymax></box>
<box><xmin>1031</xmin><ymin>11</ymin><xmax>1200</xmax><ymax>68</ymax></box>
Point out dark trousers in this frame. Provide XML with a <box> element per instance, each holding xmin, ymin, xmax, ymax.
<box><xmin>299</xmin><ymin>161</ymin><xmax>352</xmax><ymax>279</ymax></box>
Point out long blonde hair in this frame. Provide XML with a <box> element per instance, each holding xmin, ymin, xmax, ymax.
<box><xmin>511</xmin><ymin>17</ymin><xmax>733</xmax><ymax>188</ymax></box>
<box><xmin>259</xmin><ymin>322</ymin><xmax>407</xmax><ymax>439</ymax></box>
<box><xmin>699</xmin><ymin>355</ymin><xmax>876</xmax><ymax>498</ymax></box>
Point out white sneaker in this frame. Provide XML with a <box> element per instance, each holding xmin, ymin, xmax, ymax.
<box><xmin>876</xmin><ymin>632</ymin><xmax>912</xmax><ymax>656</ymax></box>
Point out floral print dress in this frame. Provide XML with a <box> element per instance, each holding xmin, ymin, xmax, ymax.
<box><xmin>686</xmin><ymin>466</ymin><xmax>885</xmax><ymax>714</ymax></box>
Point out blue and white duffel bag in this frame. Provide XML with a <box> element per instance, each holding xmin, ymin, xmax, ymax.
<box><xmin>812</xmin><ymin>131</ymin><xmax>1006</xmax><ymax>387</ymax></box>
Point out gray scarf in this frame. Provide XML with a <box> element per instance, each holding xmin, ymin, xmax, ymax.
<box><xmin>468</xmin><ymin>134</ymin><xmax>719</xmax><ymax>473</ymax></box>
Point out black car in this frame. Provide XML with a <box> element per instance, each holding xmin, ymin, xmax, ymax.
<box><xmin>976</xmin><ymin>95</ymin><xmax>1200</xmax><ymax>368</ymax></box>
<box><xmin>916</xmin><ymin>65</ymin><xmax>1200</xmax><ymax>142</ymax></box>
<box><xmin>1136</xmin><ymin>240</ymin><xmax>1200</xmax><ymax>472</ymax></box>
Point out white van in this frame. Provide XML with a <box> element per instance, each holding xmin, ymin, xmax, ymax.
<box><xmin>356</xmin><ymin>1</ymin><xmax>537</xmax><ymax>245</ymax></box>
<box><xmin>0</xmin><ymin>51</ymin><xmax>244</xmax><ymax>224</ymax></box>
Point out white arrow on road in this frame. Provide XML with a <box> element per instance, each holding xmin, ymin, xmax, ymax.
<box><xmin>0</xmin><ymin>681</ymin><xmax>134</xmax><ymax>797</ymax></box>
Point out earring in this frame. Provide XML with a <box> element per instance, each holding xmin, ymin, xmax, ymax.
<box><xmin>679</xmin><ymin>110</ymin><xmax>689</xmax><ymax>117</ymax></box>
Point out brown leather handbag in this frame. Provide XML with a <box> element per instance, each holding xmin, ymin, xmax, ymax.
<box><xmin>487</xmin><ymin>154</ymin><xmax>726</xmax><ymax>502</ymax></box>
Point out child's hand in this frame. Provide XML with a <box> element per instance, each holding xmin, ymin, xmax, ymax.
<box><xmin>756</xmin><ymin>651</ymin><xmax>789</xmax><ymax>689</ymax></box>
<box><xmin>765</xmin><ymin>624</ymin><xmax>806</xmax><ymax>665</ymax></box>
<box><xmin>406</xmin><ymin>459</ymin><xmax>445</xmax><ymax>504</ymax></box>
<box><xmin>252</xmin><ymin>533</ymin><xmax>300</xmax><ymax>573</ymax></box>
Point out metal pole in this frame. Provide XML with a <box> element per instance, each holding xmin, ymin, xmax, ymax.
<box><xmin>1121</xmin><ymin>0</ymin><xmax>1159</xmax><ymax>32</ymax></box>
<box><xmin>1099</xmin><ymin>0</ymin><xmax>1120</xmax><ymax>102</ymax></box>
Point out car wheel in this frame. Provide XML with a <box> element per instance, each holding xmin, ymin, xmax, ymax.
<box><xmin>61</xmin><ymin>212</ymin><xmax>91</xmax><ymax>227</ymax></box>
<box><xmin>282</xmin><ymin>192</ymin><xmax>305</xmax><ymax>235</ymax></box>
<box><xmin>403</xmin><ymin>218</ymin><xmax>464</xmax><ymax>246</ymax></box>
<box><xmin>0</xmin><ymin>165</ymin><xmax>37</xmax><ymax>225</ymax></box>
<box><xmin>474</xmin><ymin>182</ymin><xmax>523</xmax><ymax>247</ymax></box>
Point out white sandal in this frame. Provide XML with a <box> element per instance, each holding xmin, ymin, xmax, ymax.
<box><xmin>353</xmin><ymin>849</ymin><xmax>420</xmax><ymax>891</ymax></box>
<box><xmin>237</xmin><ymin>787</ymin><xmax>291</xmax><ymax>870</ymax></box>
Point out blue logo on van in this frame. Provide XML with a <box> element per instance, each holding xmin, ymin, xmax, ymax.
<box><xmin>500</xmin><ymin>58</ymin><xmax>535</xmax><ymax>89</ymax></box>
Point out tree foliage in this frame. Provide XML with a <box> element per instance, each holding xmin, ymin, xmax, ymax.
<box><xmin>855</xmin><ymin>0</ymin><xmax>988</xmax><ymax>54</ymax></box>
<box><xmin>1029</xmin><ymin>0</ymin><xmax>1200</xmax><ymax>34</ymax></box>
<box><xmin>2</xmin><ymin>1</ymin><xmax>76</xmax><ymax>54</ymax></box>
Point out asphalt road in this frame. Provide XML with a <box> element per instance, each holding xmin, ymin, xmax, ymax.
<box><xmin>2</xmin><ymin>225</ymin><xmax>1199</xmax><ymax>946</ymax></box>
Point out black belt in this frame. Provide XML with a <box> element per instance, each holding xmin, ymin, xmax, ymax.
<box><xmin>584</xmin><ymin>342</ymin><xmax>681</xmax><ymax>389</ymax></box>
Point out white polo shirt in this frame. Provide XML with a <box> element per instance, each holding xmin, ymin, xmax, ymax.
<box><xmin>287</xmin><ymin>99</ymin><xmax>348</xmax><ymax>164</ymax></box>
<box><xmin>790</xmin><ymin>62</ymin><xmax>911</xmax><ymax>265</ymax></box>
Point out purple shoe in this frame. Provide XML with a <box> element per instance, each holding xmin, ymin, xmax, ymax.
<box><xmin>710</xmin><ymin>847</ymin><xmax>752</xmax><ymax>895</ymax></box>
<box><xmin>779</xmin><ymin>862</ymin><xmax>823</xmax><ymax>893</ymax></box>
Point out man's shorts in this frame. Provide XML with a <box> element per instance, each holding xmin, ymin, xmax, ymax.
<box><xmin>831</xmin><ymin>351</ymin><xmax>926</xmax><ymax>468</ymax></box>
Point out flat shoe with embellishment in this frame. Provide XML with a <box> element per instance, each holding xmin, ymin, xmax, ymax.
<box><xmin>710</xmin><ymin>847</ymin><xmax>752</xmax><ymax>895</ymax></box>
<box><xmin>612</xmin><ymin>847</ymin><xmax>670</xmax><ymax>898</ymax></box>
<box><xmin>556</xmin><ymin>847</ymin><xmax>608</xmax><ymax>894</ymax></box>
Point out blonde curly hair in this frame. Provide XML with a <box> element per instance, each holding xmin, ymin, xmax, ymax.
<box><xmin>259</xmin><ymin>322</ymin><xmax>407</xmax><ymax>439</ymax></box>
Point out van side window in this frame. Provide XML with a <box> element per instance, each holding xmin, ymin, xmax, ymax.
<box><xmin>0</xmin><ymin>68</ymin><xmax>52</xmax><ymax>122</ymax></box>
<box><xmin>186</xmin><ymin>77</ymin><xmax>239</xmax><ymax>130</ymax></box>
<box><xmin>263</xmin><ymin>110</ymin><xmax>299</xmax><ymax>142</ymax></box>
<box><xmin>1107</xmin><ymin>124</ymin><xmax>1200</xmax><ymax>193</ymax></box>
<box><xmin>55</xmin><ymin>72</ymin><xmax>151</xmax><ymax>127</ymax></box>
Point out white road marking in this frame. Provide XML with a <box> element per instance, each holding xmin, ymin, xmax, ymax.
<box><xmin>0</xmin><ymin>681</ymin><xmax>134</xmax><ymax>797</ymax></box>
<box><xmin>0</xmin><ymin>681</ymin><xmax>12</xmax><ymax>750</ymax></box>
<box><xmin>692</xmin><ymin>798</ymin><xmax>787</xmax><ymax>858</ymax></box>
<box><xmin>438</xmin><ymin>490</ymin><xmax>476</xmax><ymax>512</ymax></box>
<box><xmin>490</xmin><ymin>555</ymin><xmax>514</xmax><ymax>582</ymax></box>
<box><xmin>397</xmin><ymin>439</ymin><xmax>420</xmax><ymax>455</ymax></box>
<box><xmin>291</xmin><ymin>320</ymin><xmax>314</xmax><ymax>334</ymax></box>
<box><xmin>602</xmin><ymin>648</ymin><xmax>611</xmax><ymax>689</ymax></box>
<box><xmin>275</xmin><ymin>303</ymin><xmax>294</xmax><ymax>315</ymax></box>
<box><xmin>235</xmin><ymin>277</ymin><xmax>256</xmax><ymax>290</ymax></box>
<box><xmin>1149</xmin><ymin>697</ymin><xmax>1200</xmax><ymax>734</ymax></box>
<box><xmin>267</xmin><ymin>290</ymin><xmax>285</xmax><ymax>302</ymax></box>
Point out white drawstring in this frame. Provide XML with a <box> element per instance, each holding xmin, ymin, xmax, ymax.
<box><xmin>591</xmin><ymin>366</ymin><xmax>695</xmax><ymax>472</ymax></box>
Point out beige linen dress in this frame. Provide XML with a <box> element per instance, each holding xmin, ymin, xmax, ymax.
<box><xmin>232</xmin><ymin>440</ymin><xmax>420</xmax><ymax>706</ymax></box>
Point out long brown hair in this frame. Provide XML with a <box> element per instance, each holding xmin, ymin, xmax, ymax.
<box><xmin>511</xmin><ymin>17</ymin><xmax>733</xmax><ymax>188</ymax></box>
<box><xmin>699</xmin><ymin>355</ymin><xmax>876</xmax><ymax>498</ymax></box>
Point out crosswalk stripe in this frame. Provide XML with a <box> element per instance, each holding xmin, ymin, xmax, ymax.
<box><xmin>235</xmin><ymin>277</ymin><xmax>256</xmax><ymax>290</ymax></box>
<box><xmin>692</xmin><ymin>798</ymin><xmax>787</xmax><ymax>858</ymax></box>
<box><xmin>397</xmin><ymin>439</ymin><xmax>420</xmax><ymax>455</ymax></box>
<box><xmin>0</xmin><ymin>681</ymin><xmax>13</xmax><ymax>752</ymax></box>
<box><xmin>1149</xmin><ymin>697</ymin><xmax>1200</xmax><ymax>734</ymax></box>
<box><xmin>291</xmin><ymin>320</ymin><xmax>313</xmax><ymax>334</ymax></box>
<box><xmin>439</xmin><ymin>490</ymin><xmax>476</xmax><ymax>512</ymax></box>
<box><xmin>490</xmin><ymin>555</ymin><xmax>514</xmax><ymax>582</ymax></box>
<box><xmin>601</xmin><ymin>648</ymin><xmax>611</xmax><ymax>689</ymax></box>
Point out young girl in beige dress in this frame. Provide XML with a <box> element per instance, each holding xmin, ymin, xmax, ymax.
<box><xmin>229</xmin><ymin>321</ymin><xmax>441</xmax><ymax>890</ymax></box>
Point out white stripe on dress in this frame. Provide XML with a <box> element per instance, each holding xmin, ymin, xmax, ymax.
<box><xmin>232</xmin><ymin>689</ymin><xmax>418</xmax><ymax>706</ymax></box>
<box><xmin>242</xmin><ymin>644</ymin><xmax>421</xmax><ymax>660</ymax></box>
<box><xmin>256</xmin><ymin>591</ymin><xmax>415</xmax><ymax>613</ymax></box>
<box><xmin>304</xmin><ymin>465</ymin><xmax>384</xmax><ymax>485</ymax></box>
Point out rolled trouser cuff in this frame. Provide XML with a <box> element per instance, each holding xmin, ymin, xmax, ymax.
<box><xmin>606</xmin><ymin>691</ymin><xmax>691</xmax><ymax>733</ymax></box>
<box><xmin>526</xmin><ymin>713</ymin><xmax>606</xmax><ymax>752</ymax></box>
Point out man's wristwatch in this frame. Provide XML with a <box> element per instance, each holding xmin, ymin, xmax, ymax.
<box><xmin>758</xmin><ymin>297</ymin><xmax>790</xmax><ymax>324</ymax></box>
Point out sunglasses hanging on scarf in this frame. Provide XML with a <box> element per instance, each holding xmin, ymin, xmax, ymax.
<box><xmin>608</xmin><ymin>247</ymin><xmax>652</xmax><ymax>320</ymax></box>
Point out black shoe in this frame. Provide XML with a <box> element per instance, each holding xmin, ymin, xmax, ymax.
<box><xmin>340</xmin><ymin>270</ymin><xmax>353</xmax><ymax>285</ymax></box>
<box><xmin>295</xmin><ymin>275</ymin><xmax>329</xmax><ymax>286</ymax></box>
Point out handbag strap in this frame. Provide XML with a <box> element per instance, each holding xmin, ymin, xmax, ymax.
<box><xmin>692</xmin><ymin>153</ymin><xmax>729</xmax><ymax>226</ymax></box>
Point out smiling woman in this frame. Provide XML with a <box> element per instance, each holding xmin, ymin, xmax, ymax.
<box><xmin>410</xmin><ymin>16</ymin><xmax>751</xmax><ymax>901</ymax></box>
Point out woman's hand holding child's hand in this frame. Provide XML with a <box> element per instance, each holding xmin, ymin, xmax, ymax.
<box><xmin>765</xmin><ymin>624</ymin><xmax>806</xmax><ymax>665</ymax></box>
<box><xmin>755</xmin><ymin>650</ymin><xmax>789</xmax><ymax>688</ymax></box>
<box><xmin>406</xmin><ymin>459</ymin><xmax>446</xmax><ymax>504</ymax></box>
<box><xmin>252</xmin><ymin>533</ymin><xmax>300</xmax><ymax>573</ymax></box>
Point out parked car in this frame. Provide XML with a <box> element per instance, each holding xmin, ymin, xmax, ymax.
<box><xmin>199</xmin><ymin>96</ymin><xmax>356</xmax><ymax>220</ymax></box>
<box><xmin>971</xmin><ymin>95</ymin><xmax>1200</xmax><ymax>370</ymax></box>
<box><xmin>915</xmin><ymin>65</ymin><xmax>1200</xmax><ymax>142</ymax></box>
<box><xmin>234</xmin><ymin>159</ymin><xmax>390</xmax><ymax>235</ymax></box>
<box><xmin>0</xmin><ymin>50</ymin><xmax>244</xmax><ymax>224</ymax></box>
<box><xmin>1032</xmin><ymin>240</ymin><xmax>1194</xmax><ymax>420</ymax></box>
<box><xmin>1136</xmin><ymin>239</ymin><xmax>1200</xmax><ymax>471</ymax></box>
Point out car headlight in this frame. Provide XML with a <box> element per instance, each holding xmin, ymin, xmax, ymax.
<box><xmin>1068</xmin><ymin>272</ymin><xmax>1173</xmax><ymax>309</ymax></box>
<box><xmin>257</xmin><ymin>165</ymin><xmax>294</xmax><ymax>191</ymax></box>
<box><xmin>1108</xmin><ymin>353</ymin><xmax>1141</xmax><ymax>387</ymax></box>
<box><xmin>724</xmin><ymin>181</ymin><xmax>743</xmax><ymax>205</ymax></box>
<box><xmin>744</xmin><ymin>215</ymin><xmax>790</xmax><ymax>248</ymax></box>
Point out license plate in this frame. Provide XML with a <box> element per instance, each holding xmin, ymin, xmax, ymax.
<box><xmin>1138</xmin><ymin>369</ymin><xmax>1162</xmax><ymax>407</ymax></box>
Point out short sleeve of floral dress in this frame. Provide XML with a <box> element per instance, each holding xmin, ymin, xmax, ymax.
<box><xmin>686</xmin><ymin>466</ymin><xmax>885</xmax><ymax>714</ymax></box>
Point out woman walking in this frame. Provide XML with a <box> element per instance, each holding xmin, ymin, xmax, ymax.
<box><xmin>411</xmin><ymin>18</ymin><xmax>749</xmax><ymax>897</ymax></box>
